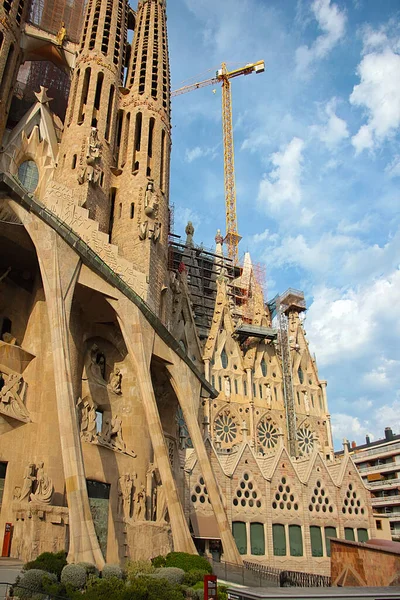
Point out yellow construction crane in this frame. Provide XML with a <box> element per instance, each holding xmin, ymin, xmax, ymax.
<box><xmin>172</xmin><ymin>60</ymin><xmax>265</xmax><ymax>265</ymax></box>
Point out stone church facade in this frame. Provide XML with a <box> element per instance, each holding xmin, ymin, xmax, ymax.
<box><xmin>0</xmin><ymin>0</ymin><xmax>374</xmax><ymax>576</ymax></box>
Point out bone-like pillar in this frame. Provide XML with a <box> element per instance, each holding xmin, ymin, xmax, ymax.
<box><xmin>168</xmin><ymin>363</ymin><xmax>243</xmax><ymax>565</ymax></box>
<box><xmin>111</xmin><ymin>298</ymin><xmax>196</xmax><ymax>554</ymax></box>
<box><xmin>28</xmin><ymin>220</ymin><xmax>104</xmax><ymax>568</ymax></box>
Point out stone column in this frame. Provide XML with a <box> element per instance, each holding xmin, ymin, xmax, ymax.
<box><xmin>249</xmin><ymin>400</ymin><xmax>255</xmax><ymax>447</ymax></box>
<box><xmin>168</xmin><ymin>362</ymin><xmax>243</xmax><ymax>565</ymax></box>
<box><xmin>28</xmin><ymin>221</ymin><xmax>104</xmax><ymax>568</ymax></box>
<box><xmin>111</xmin><ymin>298</ymin><xmax>196</xmax><ymax>554</ymax></box>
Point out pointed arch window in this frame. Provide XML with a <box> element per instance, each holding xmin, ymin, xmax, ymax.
<box><xmin>221</xmin><ymin>347</ymin><xmax>228</xmax><ymax>369</ymax></box>
<box><xmin>298</xmin><ymin>366</ymin><xmax>304</xmax><ymax>384</ymax></box>
<box><xmin>260</xmin><ymin>357</ymin><xmax>267</xmax><ymax>377</ymax></box>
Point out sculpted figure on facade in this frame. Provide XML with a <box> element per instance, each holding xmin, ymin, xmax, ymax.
<box><xmin>139</xmin><ymin>221</ymin><xmax>148</xmax><ymax>240</ymax></box>
<box><xmin>185</xmin><ymin>221</ymin><xmax>194</xmax><ymax>247</ymax></box>
<box><xmin>19</xmin><ymin>463</ymin><xmax>36</xmax><ymax>502</ymax></box>
<box><xmin>88</xmin><ymin>345</ymin><xmax>107</xmax><ymax>385</ymax></box>
<box><xmin>265</xmin><ymin>383</ymin><xmax>272</xmax><ymax>409</ymax></box>
<box><xmin>98</xmin><ymin>415</ymin><xmax>136</xmax><ymax>457</ymax></box>
<box><xmin>117</xmin><ymin>474</ymin><xmax>134</xmax><ymax>519</ymax></box>
<box><xmin>30</xmin><ymin>462</ymin><xmax>54</xmax><ymax>504</ymax></box>
<box><xmin>78</xmin><ymin>128</ymin><xmax>102</xmax><ymax>185</ymax></box>
<box><xmin>304</xmin><ymin>390</ymin><xmax>310</xmax><ymax>415</ymax></box>
<box><xmin>77</xmin><ymin>397</ymin><xmax>97</xmax><ymax>442</ymax></box>
<box><xmin>148</xmin><ymin>464</ymin><xmax>167</xmax><ymax>523</ymax></box>
<box><xmin>133</xmin><ymin>483</ymin><xmax>146</xmax><ymax>521</ymax></box>
<box><xmin>144</xmin><ymin>181</ymin><xmax>158</xmax><ymax>218</ymax></box>
<box><xmin>224</xmin><ymin>376</ymin><xmax>231</xmax><ymax>399</ymax></box>
<box><xmin>108</xmin><ymin>367</ymin><xmax>122</xmax><ymax>395</ymax></box>
<box><xmin>0</xmin><ymin>371</ymin><xmax>30</xmax><ymax>422</ymax></box>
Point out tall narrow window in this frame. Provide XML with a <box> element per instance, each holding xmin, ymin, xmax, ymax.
<box><xmin>160</xmin><ymin>129</ymin><xmax>166</xmax><ymax>191</ymax></box>
<box><xmin>250</xmin><ymin>523</ymin><xmax>265</xmax><ymax>556</ymax></box>
<box><xmin>218</xmin><ymin>376</ymin><xmax>222</xmax><ymax>391</ymax></box>
<box><xmin>289</xmin><ymin>525</ymin><xmax>303</xmax><ymax>557</ymax></box>
<box><xmin>94</xmin><ymin>72</ymin><xmax>104</xmax><ymax>111</ymax></box>
<box><xmin>121</xmin><ymin>112</ymin><xmax>130</xmax><ymax>167</ymax></box>
<box><xmin>310</xmin><ymin>526</ymin><xmax>323</xmax><ymax>557</ymax></box>
<box><xmin>298</xmin><ymin>366</ymin><xmax>304</xmax><ymax>384</ymax></box>
<box><xmin>345</xmin><ymin>528</ymin><xmax>355</xmax><ymax>541</ymax></box>
<box><xmin>132</xmin><ymin>112</ymin><xmax>142</xmax><ymax>172</ymax></box>
<box><xmin>324</xmin><ymin>527</ymin><xmax>336</xmax><ymax>557</ymax></box>
<box><xmin>108</xmin><ymin>188</ymin><xmax>117</xmax><ymax>236</ymax></box>
<box><xmin>232</xmin><ymin>522</ymin><xmax>247</xmax><ymax>555</ymax></box>
<box><xmin>243</xmin><ymin>380</ymin><xmax>247</xmax><ymax>396</ymax></box>
<box><xmin>104</xmin><ymin>84</ymin><xmax>115</xmax><ymax>141</ymax></box>
<box><xmin>234</xmin><ymin>379</ymin><xmax>238</xmax><ymax>394</ymax></box>
<box><xmin>260</xmin><ymin>357</ymin><xmax>267</xmax><ymax>377</ymax></box>
<box><xmin>272</xmin><ymin>524</ymin><xmax>286</xmax><ymax>556</ymax></box>
<box><xmin>259</xmin><ymin>384</ymin><xmax>263</xmax><ymax>399</ymax></box>
<box><xmin>119</xmin><ymin>203</ymin><xmax>122</xmax><ymax>218</ymax></box>
<box><xmin>78</xmin><ymin>67</ymin><xmax>91</xmax><ymax>124</ymax></box>
<box><xmin>147</xmin><ymin>117</ymin><xmax>155</xmax><ymax>158</ymax></box>
<box><xmin>71</xmin><ymin>154</ymin><xmax>77</xmax><ymax>169</ymax></box>
<box><xmin>114</xmin><ymin>110</ymin><xmax>124</xmax><ymax>166</ymax></box>
<box><xmin>130</xmin><ymin>203</ymin><xmax>135</xmax><ymax>219</ymax></box>
<box><xmin>221</xmin><ymin>348</ymin><xmax>228</xmax><ymax>369</ymax></box>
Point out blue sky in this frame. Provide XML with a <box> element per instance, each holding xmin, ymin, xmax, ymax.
<box><xmin>165</xmin><ymin>0</ymin><xmax>400</xmax><ymax>449</ymax></box>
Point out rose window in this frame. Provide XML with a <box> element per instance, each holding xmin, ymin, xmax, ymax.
<box><xmin>297</xmin><ymin>427</ymin><xmax>314</xmax><ymax>454</ymax></box>
<box><xmin>257</xmin><ymin>419</ymin><xmax>279</xmax><ymax>449</ymax></box>
<box><xmin>214</xmin><ymin>412</ymin><xmax>238</xmax><ymax>444</ymax></box>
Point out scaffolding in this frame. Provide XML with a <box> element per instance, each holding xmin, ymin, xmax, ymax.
<box><xmin>28</xmin><ymin>0</ymin><xmax>85</xmax><ymax>43</ymax></box>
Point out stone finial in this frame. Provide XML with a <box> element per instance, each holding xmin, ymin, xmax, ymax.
<box><xmin>343</xmin><ymin>438</ymin><xmax>349</xmax><ymax>454</ymax></box>
<box><xmin>34</xmin><ymin>87</ymin><xmax>53</xmax><ymax>105</ymax></box>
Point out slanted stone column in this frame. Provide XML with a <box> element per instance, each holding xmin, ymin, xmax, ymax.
<box><xmin>28</xmin><ymin>220</ymin><xmax>104</xmax><ymax>568</ymax></box>
<box><xmin>110</xmin><ymin>298</ymin><xmax>196</xmax><ymax>554</ymax></box>
<box><xmin>168</xmin><ymin>362</ymin><xmax>243</xmax><ymax>565</ymax></box>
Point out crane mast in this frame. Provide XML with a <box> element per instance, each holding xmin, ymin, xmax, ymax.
<box><xmin>172</xmin><ymin>60</ymin><xmax>265</xmax><ymax>264</ymax></box>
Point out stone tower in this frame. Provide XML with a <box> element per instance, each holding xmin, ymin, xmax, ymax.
<box><xmin>55</xmin><ymin>0</ymin><xmax>129</xmax><ymax>232</ymax></box>
<box><xmin>110</xmin><ymin>0</ymin><xmax>171</xmax><ymax>315</ymax></box>
<box><xmin>0</xmin><ymin>0</ymin><xmax>29</xmax><ymax>140</ymax></box>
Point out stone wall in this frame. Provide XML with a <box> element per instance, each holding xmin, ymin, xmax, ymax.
<box><xmin>331</xmin><ymin>538</ymin><xmax>400</xmax><ymax>586</ymax></box>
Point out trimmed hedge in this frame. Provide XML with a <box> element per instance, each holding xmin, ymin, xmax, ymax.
<box><xmin>164</xmin><ymin>552</ymin><xmax>212</xmax><ymax>574</ymax></box>
<box><xmin>102</xmin><ymin>564</ymin><xmax>124</xmax><ymax>580</ymax></box>
<box><xmin>24</xmin><ymin>551</ymin><xmax>67</xmax><ymax>579</ymax></box>
<box><xmin>150</xmin><ymin>567</ymin><xmax>185</xmax><ymax>584</ymax></box>
<box><xmin>182</xmin><ymin>569</ymin><xmax>208</xmax><ymax>586</ymax></box>
<box><xmin>61</xmin><ymin>564</ymin><xmax>87</xmax><ymax>590</ymax></box>
<box><xmin>15</xmin><ymin>568</ymin><xmax>58</xmax><ymax>599</ymax></box>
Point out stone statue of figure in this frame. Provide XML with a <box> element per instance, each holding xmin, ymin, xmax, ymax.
<box><xmin>30</xmin><ymin>462</ymin><xmax>54</xmax><ymax>504</ymax></box>
<box><xmin>87</xmin><ymin>127</ymin><xmax>101</xmax><ymax>159</ymax></box>
<box><xmin>19</xmin><ymin>463</ymin><xmax>36</xmax><ymax>502</ymax></box>
<box><xmin>147</xmin><ymin>464</ymin><xmax>167</xmax><ymax>523</ymax></box>
<box><xmin>118</xmin><ymin>474</ymin><xmax>133</xmax><ymax>519</ymax></box>
<box><xmin>134</xmin><ymin>484</ymin><xmax>146</xmax><ymax>521</ymax></box>
<box><xmin>265</xmin><ymin>383</ymin><xmax>272</xmax><ymax>409</ymax></box>
<box><xmin>0</xmin><ymin>371</ymin><xmax>30</xmax><ymax>422</ymax></box>
<box><xmin>144</xmin><ymin>181</ymin><xmax>158</xmax><ymax>217</ymax></box>
<box><xmin>111</xmin><ymin>415</ymin><xmax>125</xmax><ymax>452</ymax></box>
<box><xmin>78</xmin><ymin>397</ymin><xmax>97</xmax><ymax>441</ymax></box>
<box><xmin>224</xmin><ymin>376</ymin><xmax>231</xmax><ymax>398</ymax></box>
<box><xmin>304</xmin><ymin>391</ymin><xmax>310</xmax><ymax>414</ymax></box>
<box><xmin>139</xmin><ymin>221</ymin><xmax>148</xmax><ymax>241</ymax></box>
<box><xmin>108</xmin><ymin>367</ymin><xmax>122</xmax><ymax>395</ymax></box>
<box><xmin>185</xmin><ymin>221</ymin><xmax>194</xmax><ymax>247</ymax></box>
<box><xmin>56</xmin><ymin>21</ymin><xmax>67</xmax><ymax>46</ymax></box>
<box><xmin>151</xmin><ymin>222</ymin><xmax>161</xmax><ymax>243</ymax></box>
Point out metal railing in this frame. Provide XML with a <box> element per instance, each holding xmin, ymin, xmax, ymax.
<box><xmin>371</xmin><ymin>494</ymin><xmax>400</xmax><ymax>505</ymax></box>
<box><xmin>353</xmin><ymin>441</ymin><xmax>400</xmax><ymax>461</ymax></box>
<box><xmin>358</xmin><ymin>462</ymin><xmax>398</xmax><ymax>474</ymax></box>
<box><xmin>243</xmin><ymin>560</ymin><xmax>331</xmax><ymax>588</ymax></box>
<box><xmin>368</xmin><ymin>477</ymin><xmax>400</xmax><ymax>488</ymax></box>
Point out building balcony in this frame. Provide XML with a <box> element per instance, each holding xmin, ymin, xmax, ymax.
<box><xmin>353</xmin><ymin>441</ymin><xmax>400</xmax><ymax>462</ymax></box>
<box><xmin>388</xmin><ymin>514</ymin><xmax>400</xmax><ymax>523</ymax></box>
<box><xmin>371</xmin><ymin>495</ymin><xmax>400</xmax><ymax>506</ymax></box>
<box><xmin>358</xmin><ymin>463</ymin><xmax>399</xmax><ymax>475</ymax></box>
<box><xmin>367</xmin><ymin>477</ymin><xmax>400</xmax><ymax>490</ymax></box>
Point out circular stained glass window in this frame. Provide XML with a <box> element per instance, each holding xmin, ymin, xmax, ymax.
<box><xmin>18</xmin><ymin>160</ymin><xmax>39</xmax><ymax>193</ymax></box>
<box><xmin>257</xmin><ymin>419</ymin><xmax>279</xmax><ymax>449</ymax></box>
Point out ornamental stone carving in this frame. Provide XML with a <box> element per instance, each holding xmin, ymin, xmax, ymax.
<box><xmin>30</xmin><ymin>462</ymin><xmax>54</xmax><ymax>504</ymax></box>
<box><xmin>0</xmin><ymin>370</ymin><xmax>30</xmax><ymax>422</ymax></box>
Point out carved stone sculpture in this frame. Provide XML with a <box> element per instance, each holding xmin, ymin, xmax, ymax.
<box><xmin>265</xmin><ymin>383</ymin><xmax>272</xmax><ymax>409</ymax></box>
<box><xmin>144</xmin><ymin>181</ymin><xmax>158</xmax><ymax>218</ymax></box>
<box><xmin>77</xmin><ymin>397</ymin><xmax>97</xmax><ymax>441</ymax></box>
<box><xmin>148</xmin><ymin>464</ymin><xmax>167</xmax><ymax>523</ymax></box>
<box><xmin>224</xmin><ymin>376</ymin><xmax>231</xmax><ymax>398</ymax></box>
<box><xmin>304</xmin><ymin>391</ymin><xmax>310</xmax><ymax>415</ymax></box>
<box><xmin>19</xmin><ymin>464</ymin><xmax>35</xmax><ymax>502</ymax></box>
<box><xmin>139</xmin><ymin>221</ymin><xmax>148</xmax><ymax>240</ymax></box>
<box><xmin>108</xmin><ymin>367</ymin><xmax>122</xmax><ymax>395</ymax></box>
<box><xmin>0</xmin><ymin>371</ymin><xmax>30</xmax><ymax>422</ymax></box>
<box><xmin>185</xmin><ymin>221</ymin><xmax>194</xmax><ymax>247</ymax></box>
<box><xmin>118</xmin><ymin>474</ymin><xmax>134</xmax><ymax>519</ymax></box>
<box><xmin>98</xmin><ymin>415</ymin><xmax>136</xmax><ymax>457</ymax></box>
<box><xmin>134</xmin><ymin>483</ymin><xmax>146</xmax><ymax>521</ymax></box>
<box><xmin>30</xmin><ymin>462</ymin><xmax>54</xmax><ymax>504</ymax></box>
<box><xmin>78</xmin><ymin>128</ymin><xmax>102</xmax><ymax>185</ymax></box>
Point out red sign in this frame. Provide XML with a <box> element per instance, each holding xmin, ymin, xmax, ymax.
<box><xmin>1</xmin><ymin>523</ymin><xmax>13</xmax><ymax>557</ymax></box>
<box><xmin>204</xmin><ymin>574</ymin><xmax>218</xmax><ymax>600</ymax></box>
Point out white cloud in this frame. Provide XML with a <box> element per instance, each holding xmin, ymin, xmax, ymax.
<box><xmin>312</xmin><ymin>97</ymin><xmax>349</xmax><ymax>148</ymax></box>
<box><xmin>331</xmin><ymin>413</ymin><xmax>370</xmax><ymax>444</ymax></box>
<box><xmin>257</xmin><ymin>137</ymin><xmax>305</xmax><ymax>212</ymax></box>
<box><xmin>350</xmin><ymin>47</ymin><xmax>400</xmax><ymax>153</ymax></box>
<box><xmin>306</xmin><ymin>268</ymin><xmax>400</xmax><ymax>366</ymax></box>
<box><xmin>295</xmin><ymin>0</ymin><xmax>346</xmax><ymax>76</ymax></box>
<box><xmin>185</xmin><ymin>145</ymin><xmax>218</xmax><ymax>163</ymax></box>
<box><xmin>385</xmin><ymin>154</ymin><xmax>400</xmax><ymax>178</ymax></box>
<box><xmin>251</xmin><ymin>229</ymin><xmax>280</xmax><ymax>244</ymax></box>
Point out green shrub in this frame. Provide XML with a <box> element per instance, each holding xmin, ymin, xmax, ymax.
<box><xmin>102</xmin><ymin>564</ymin><xmax>124</xmax><ymax>580</ymax></box>
<box><xmin>164</xmin><ymin>552</ymin><xmax>212</xmax><ymax>574</ymax></box>
<box><xmin>80</xmin><ymin>576</ymin><xmax>125</xmax><ymax>600</ymax></box>
<box><xmin>125</xmin><ymin>559</ymin><xmax>155</xmax><ymax>581</ymax></box>
<box><xmin>193</xmin><ymin>590</ymin><xmax>203</xmax><ymax>600</ymax></box>
<box><xmin>24</xmin><ymin>551</ymin><xmax>67</xmax><ymax>579</ymax></box>
<box><xmin>151</xmin><ymin>567</ymin><xmax>185</xmax><ymax>584</ymax></box>
<box><xmin>182</xmin><ymin>569</ymin><xmax>208</xmax><ymax>586</ymax></box>
<box><xmin>151</xmin><ymin>555</ymin><xmax>166</xmax><ymax>568</ymax></box>
<box><xmin>61</xmin><ymin>564</ymin><xmax>87</xmax><ymax>590</ymax></box>
<box><xmin>77</xmin><ymin>562</ymin><xmax>99</xmax><ymax>577</ymax></box>
<box><xmin>14</xmin><ymin>568</ymin><xmax>58</xmax><ymax>599</ymax></box>
<box><xmin>124</xmin><ymin>577</ymin><xmax>185</xmax><ymax>600</ymax></box>
<box><xmin>218</xmin><ymin>584</ymin><xmax>228</xmax><ymax>600</ymax></box>
<box><xmin>192</xmin><ymin>581</ymin><xmax>204</xmax><ymax>591</ymax></box>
